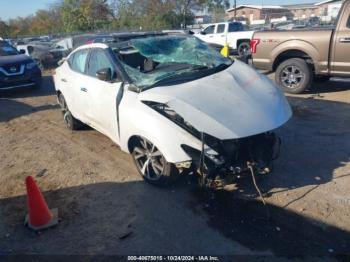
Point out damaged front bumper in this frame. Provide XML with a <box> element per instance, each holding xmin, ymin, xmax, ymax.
<box><xmin>179</xmin><ymin>132</ymin><xmax>280</xmax><ymax>188</ymax></box>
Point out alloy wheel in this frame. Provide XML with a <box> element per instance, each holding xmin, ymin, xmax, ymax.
<box><xmin>280</xmin><ymin>65</ymin><xmax>305</xmax><ymax>89</ymax></box>
<box><xmin>133</xmin><ymin>137</ymin><xmax>165</xmax><ymax>181</ymax></box>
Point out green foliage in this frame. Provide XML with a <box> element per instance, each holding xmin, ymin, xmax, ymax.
<box><xmin>0</xmin><ymin>0</ymin><xmax>229</xmax><ymax>38</ymax></box>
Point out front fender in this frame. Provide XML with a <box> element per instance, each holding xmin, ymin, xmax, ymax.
<box><xmin>271</xmin><ymin>39</ymin><xmax>324</xmax><ymax>72</ymax></box>
<box><xmin>119</xmin><ymin>92</ymin><xmax>203</xmax><ymax>163</ymax></box>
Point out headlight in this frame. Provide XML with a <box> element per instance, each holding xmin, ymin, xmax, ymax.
<box><xmin>144</xmin><ymin>101</ymin><xmax>224</xmax><ymax>165</ymax></box>
<box><xmin>26</xmin><ymin>61</ymin><xmax>37</xmax><ymax>70</ymax></box>
<box><xmin>142</xmin><ymin>101</ymin><xmax>200</xmax><ymax>139</ymax></box>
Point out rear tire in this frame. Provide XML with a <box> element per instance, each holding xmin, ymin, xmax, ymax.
<box><xmin>275</xmin><ymin>58</ymin><xmax>313</xmax><ymax>94</ymax></box>
<box><xmin>131</xmin><ymin>136</ymin><xmax>179</xmax><ymax>187</ymax></box>
<box><xmin>58</xmin><ymin>94</ymin><xmax>81</xmax><ymax>130</ymax></box>
<box><xmin>237</xmin><ymin>41</ymin><xmax>250</xmax><ymax>57</ymax></box>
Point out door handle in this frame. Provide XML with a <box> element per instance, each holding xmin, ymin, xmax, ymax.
<box><xmin>209</xmin><ymin>35</ymin><xmax>214</xmax><ymax>38</ymax></box>
<box><xmin>339</xmin><ymin>38</ymin><xmax>350</xmax><ymax>43</ymax></box>
<box><xmin>61</xmin><ymin>78</ymin><xmax>67</xmax><ymax>82</ymax></box>
<box><xmin>80</xmin><ymin>87</ymin><xmax>88</xmax><ymax>92</ymax></box>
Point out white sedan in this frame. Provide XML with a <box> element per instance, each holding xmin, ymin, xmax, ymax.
<box><xmin>54</xmin><ymin>34</ymin><xmax>292</xmax><ymax>187</ymax></box>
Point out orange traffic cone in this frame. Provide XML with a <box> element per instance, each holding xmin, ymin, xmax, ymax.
<box><xmin>25</xmin><ymin>176</ymin><xmax>58</xmax><ymax>230</ymax></box>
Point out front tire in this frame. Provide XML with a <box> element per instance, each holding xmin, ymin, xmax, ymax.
<box><xmin>275</xmin><ymin>58</ymin><xmax>313</xmax><ymax>94</ymax></box>
<box><xmin>131</xmin><ymin>136</ymin><xmax>179</xmax><ymax>187</ymax></box>
<box><xmin>58</xmin><ymin>94</ymin><xmax>81</xmax><ymax>130</ymax></box>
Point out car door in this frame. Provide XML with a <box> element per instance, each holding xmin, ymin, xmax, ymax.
<box><xmin>226</xmin><ymin>22</ymin><xmax>243</xmax><ymax>49</ymax></box>
<box><xmin>331</xmin><ymin>7</ymin><xmax>350</xmax><ymax>76</ymax></box>
<box><xmin>199</xmin><ymin>25</ymin><xmax>216</xmax><ymax>45</ymax></box>
<box><xmin>84</xmin><ymin>48</ymin><xmax>122</xmax><ymax>143</ymax></box>
<box><xmin>213</xmin><ymin>23</ymin><xmax>227</xmax><ymax>46</ymax></box>
<box><xmin>64</xmin><ymin>48</ymin><xmax>90</xmax><ymax>123</ymax></box>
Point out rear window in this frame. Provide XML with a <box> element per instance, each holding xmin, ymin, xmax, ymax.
<box><xmin>228</xmin><ymin>23</ymin><xmax>244</xmax><ymax>32</ymax></box>
<box><xmin>70</xmin><ymin>49</ymin><xmax>89</xmax><ymax>73</ymax></box>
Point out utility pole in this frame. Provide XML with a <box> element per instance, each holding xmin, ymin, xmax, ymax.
<box><xmin>234</xmin><ymin>0</ymin><xmax>237</xmax><ymax>20</ymax></box>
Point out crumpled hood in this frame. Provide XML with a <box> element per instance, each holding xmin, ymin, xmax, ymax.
<box><xmin>0</xmin><ymin>54</ymin><xmax>32</xmax><ymax>67</ymax></box>
<box><xmin>139</xmin><ymin>60</ymin><xmax>292</xmax><ymax>139</ymax></box>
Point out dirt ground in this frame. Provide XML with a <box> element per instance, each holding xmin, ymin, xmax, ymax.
<box><xmin>0</xmin><ymin>72</ymin><xmax>349</xmax><ymax>258</ymax></box>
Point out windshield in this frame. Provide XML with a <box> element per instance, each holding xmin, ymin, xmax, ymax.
<box><xmin>114</xmin><ymin>35</ymin><xmax>232</xmax><ymax>89</ymax></box>
<box><xmin>0</xmin><ymin>44</ymin><xmax>19</xmax><ymax>56</ymax></box>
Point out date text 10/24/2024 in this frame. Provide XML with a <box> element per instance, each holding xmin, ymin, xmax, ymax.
<box><xmin>127</xmin><ymin>256</ymin><xmax>220</xmax><ymax>261</ymax></box>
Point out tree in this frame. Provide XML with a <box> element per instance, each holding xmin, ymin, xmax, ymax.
<box><xmin>61</xmin><ymin>0</ymin><xmax>112</xmax><ymax>32</ymax></box>
<box><xmin>0</xmin><ymin>20</ymin><xmax>10</xmax><ymax>38</ymax></box>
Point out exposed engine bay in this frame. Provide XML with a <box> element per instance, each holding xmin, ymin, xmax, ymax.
<box><xmin>181</xmin><ymin>132</ymin><xmax>280</xmax><ymax>189</ymax></box>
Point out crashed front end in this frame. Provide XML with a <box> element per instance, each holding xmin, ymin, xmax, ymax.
<box><xmin>118</xmin><ymin>35</ymin><xmax>292</xmax><ymax>188</ymax></box>
<box><xmin>181</xmin><ymin>132</ymin><xmax>280</xmax><ymax>188</ymax></box>
<box><xmin>143</xmin><ymin>100</ymin><xmax>283</xmax><ymax>188</ymax></box>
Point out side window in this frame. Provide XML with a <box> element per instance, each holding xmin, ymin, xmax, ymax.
<box><xmin>203</xmin><ymin>25</ymin><xmax>215</xmax><ymax>35</ymax></box>
<box><xmin>87</xmin><ymin>49</ymin><xmax>116</xmax><ymax>79</ymax></box>
<box><xmin>70</xmin><ymin>49</ymin><xmax>89</xmax><ymax>74</ymax></box>
<box><xmin>216</xmin><ymin>24</ymin><xmax>226</xmax><ymax>34</ymax></box>
<box><xmin>347</xmin><ymin>16</ymin><xmax>350</xmax><ymax>28</ymax></box>
<box><xmin>228</xmin><ymin>23</ymin><xmax>241</xmax><ymax>32</ymax></box>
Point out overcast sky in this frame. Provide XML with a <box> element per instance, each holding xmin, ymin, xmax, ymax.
<box><xmin>0</xmin><ymin>0</ymin><xmax>318</xmax><ymax>21</ymax></box>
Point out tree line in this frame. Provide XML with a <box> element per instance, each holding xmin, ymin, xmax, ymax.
<box><xmin>0</xmin><ymin>0</ymin><xmax>230</xmax><ymax>38</ymax></box>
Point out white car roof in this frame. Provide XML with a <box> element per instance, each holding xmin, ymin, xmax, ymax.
<box><xmin>67</xmin><ymin>43</ymin><xmax>109</xmax><ymax>58</ymax></box>
<box><xmin>74</xmin><ymin>43</ymin><xmax>109</xmax><ymax>52</ymax></box>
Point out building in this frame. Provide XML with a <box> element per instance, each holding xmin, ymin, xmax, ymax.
<box><xmin>283</xmin><ymin>3</ymin><xmax>320</xmax><ymax>19</ymax></box>
<box><xmin>194</xmin><ymin>15</ymin><xmax>211</xmax><ymax>24</ymax></box>
<box><xmin>315</xmin><ymin>0</ymin><xmax>343</xmax><ymax>17</ymax></box>
<box><xmin>226</xmin><ymin>5</ymin><xmax>293</xmax><ymax>23</ymax></box>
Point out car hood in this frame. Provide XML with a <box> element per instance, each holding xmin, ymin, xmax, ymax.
<box><xmin>139</xmin><ymin>60</ymin><xmax>292</xmax><ymax>140</ymax></box>
<box><xmin>0</xmin><ymin>54</ymin><xmax>32</xmax><ymax>67</ymax></box>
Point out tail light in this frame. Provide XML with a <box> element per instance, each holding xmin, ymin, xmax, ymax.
<box><xmin>250</xmin><ymin>39</ymin><xmax>260</xmax><ymax>54</ymax></box>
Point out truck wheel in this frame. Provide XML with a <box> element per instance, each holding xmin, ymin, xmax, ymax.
<box><xmin>131</xmin><ymin>136</ymin><xmax>179</xmax><ymax>187</ymax></box>
<box><xmin>276</xmin><ymin>58</ymin><xmax>313</xmax><ymax>94</ymax></box>
<box><xmin>237</xmin><ymin>42</ymin><xmax>250</xmax><ymax>57</ymax></box>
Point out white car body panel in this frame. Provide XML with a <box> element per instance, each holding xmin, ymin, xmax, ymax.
<box><xmin>54</xmin><ymin>43</ymin><xmax>292</xmax><ymax>164</ymax></box>
<box><xmin>138</xmin><ymin>60</ymin><xmax>292</xmax><ymax>140</ymax></box>
<box><xmin>195</xmin><ymin>23</ymin><xmax>254</xmax><ymax>49</ymax></box>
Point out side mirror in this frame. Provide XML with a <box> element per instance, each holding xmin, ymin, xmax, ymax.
<box><xmin>96</xmin><ymin>68</ymin><xmax>113</xmax><ymax>82</ymax></box>
<box><xmin>19</xmin><ymin>49</ymin><xmax>26</xmax><ymax>54</ymax></box>
<box><xmin>200</xmin><ymin>31</ymin><xmax>206</xmax><ymax>35</ymax></box>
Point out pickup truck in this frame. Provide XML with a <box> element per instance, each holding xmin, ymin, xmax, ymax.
<box><xmin>251</xmin><ymin>0</ymin><xmax>350</xmax><ymax>94</ymax></box>
<box><xmin>195</xmin><ymin>22</ymin><xmax>254</xmax><ymax>56</ymax></box>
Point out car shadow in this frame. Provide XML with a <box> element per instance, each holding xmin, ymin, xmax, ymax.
<box><xmin>0</xmin><ymin>98</ymin><xmax>59</xmax><ymax>122</ymax></box>
<box><xmin>306</xmin><ymin>78</ymin><xmax>350</xmax><ymax>94</ymax></box>
<box><xmin>0</xmin><ymin>180</ymin><xmax>350</xmax><ymax>256</ymax></box>
<box><xmin>0</xmin><ymin>75</ymin><xmax>56</xmax><ymax>99</ymax></box>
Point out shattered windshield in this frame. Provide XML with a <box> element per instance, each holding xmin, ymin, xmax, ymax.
<box><xmin>114</xmin><ymin>35</ymin><xmax>232</xmax><ymax>89</ymax></box>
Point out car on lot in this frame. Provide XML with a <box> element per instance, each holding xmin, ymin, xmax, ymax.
<box><xmin>16</xmin><ymin>44</ymin><xmax>64</xmax><ymax>70</ymax></box>
<box><xmin>0</xmin><ymin>41</ymin><xmax>42</xmax><ymax>91</ymax></box>
<box><xmin>195</xmin><ymin>22</ymin><xmax>254</xmax><ymax>57</ymax></box>
<box><xmin>250</xmin><ymin>0</ymin><xmax>350</xmax><ymax>93</ymax></box>
<box><xmin>54</xmin><ymin>34</ymin><xmax>292</xmax><ymax>187</ymax></box>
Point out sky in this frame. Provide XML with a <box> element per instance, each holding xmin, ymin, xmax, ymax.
<box><xmin>0</xmin><ymin>0</ymin><xmax>319</xmax><ymax>21</ymax></box>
